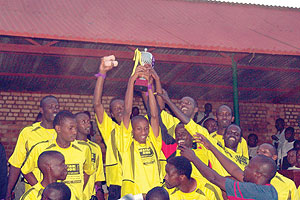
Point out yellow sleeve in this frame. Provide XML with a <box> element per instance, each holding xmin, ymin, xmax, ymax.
<box><xmin>8</xmin><ymin>126</ymin><xmax>33</xmax><ymax>168</ymax></box>
<box><xmin>119</xmin><ymin>122</ymin><xmax>133</xmax><ymax>152</ymax></box>
<box><xmin>95</xmin><ymin>144</ymin><xmax>105</xmax><ymax>182</ymax></box>
<box><xmin>184</xmin><ymin>119</ymin><xmax>210</xmax><ymax>139</ymax></box>
<box><xmin>149</xmin><ymin>125</ymin><xmax>162</xmax><ymax>154</ymax></box>
<box><xmin>83</xmin><ymin>144</ymin><xmax>95</xmax><ymax>176</ymax></box>
<box><xmin>21</xmin><ymin>142</ymin><xmax>43</xmax><ymax>175</ymax></box>
<box><xmin>236</xmin><ymin>138</ymin><xmax>249</xmax><ymax>159</ymax></box>
<box><xmin>95</xmin><ymin>112</ymin><xmax>116</xmax><ymax>143</ymax></box>
<box><xmin>160</xmin><ymin>110</ymin><xmax>180</xmax><ymax>138</ymax></box>
<box><xmin>292</xmin><ymin>183</ymin><xmax>300</xmax><ymax>200</ymax></box>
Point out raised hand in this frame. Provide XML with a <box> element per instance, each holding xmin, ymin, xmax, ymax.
<box><xmin>157</xmin><ymin>89</ymin><xmax>170</xmax><ymax>101</ymax></box>
<box><xmin>178</xmin><ymin>145</ymin><xmax>197</xmax><ymax>162</ymax></box>
<box><xmin>194</xmin><ymin>133</ymin><xmax>213</xmax><ymax>150</ymax></box>
<box><xmin>99</xmin><ymin>55</ymin><xmax>118</xmax><ymax>74</ymax></box>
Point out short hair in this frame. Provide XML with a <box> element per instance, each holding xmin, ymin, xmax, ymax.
<box><xmin>74</xmin><ymin>111</ymin><xmax>89</xmax><ymax>118</ymax></box>
<box><xmin>294</xmin><ymin>140</ymin><xmax>300</xmax><ymax>148</ymax></box>
<box><xmin>37</xmin><ymin>151</ymin><xmax>64</xmax><ymax>171</ymax></box>
<box><xmin>43</xmin><ymin>182</ymin><xmax>71</xmax><ymax>200</ymax></box>
<box><xmin>286</xmin><ymin>127</ymin><xmax>295</xmax><ymax>134</ymax></box>
<box><xmin>146</xmin><ymin>187</ymin><xmax>169</xmax><ymax>200</ymax></box>
<box><xmin>40</xmin><ymin>95</ymin><xmax>58</xmax><ymax>108</ymax></box>
<box><xmin>216</xmin><ymin>104</ymin><xmax>233</xmax><ymax>117</ymax></box>
<box><xmin>131</xmin><ymin>115</ymin><xmax>148</xmax><ymax>126</ymax></box>
<box><xmin>167</xmin><ymin>156</ymin><xmax>192</xmax><ymax>179</ymax></box>
<box><xmin>109</xmin><ymin>97</ymin><xmax>123</xmax><ymax>113</ymax></box>
<box><xmin>248</xmin><ymin>133</ymin><xmax>258</xmax><ymax>140</ymax></box>
<box><xmin>255</xmin><ymin>155</ymin><xmax>277</xmax><ymax>182</ymax></box>
<box><xmin>53</xmin><ymin>110</ymin><xmax>74</xmax><ymax>129</ymax></box>
<box><xmin>287</xmin><ymin>148</ymin><xmax>298</xmax><ymax>154</ymax></box>
<box><xmin>225</xmin><ymin>124</ymin><xmax>242</xmax><ymax>137</ymax></box>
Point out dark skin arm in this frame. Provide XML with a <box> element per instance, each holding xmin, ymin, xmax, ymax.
<box><xmin>23</xmin><ymin>172</ymin><xmax>38</xmax><ymax>186</ymax></box>
<box><xmin>150</xmin><ymin>68</ymin><xmax>165</xmax><ymax>110</ymax></box>
<box><xmin>93</xmin><ymin>55</ymin><xmax>118</xmax><ymax>124</ymax></box>
<box><xmin>95</xmin><ymin>181</ymin><xmax>104</xmax><ymax>200</ymax></box>
<box><xmin>123</xmin><ymin>66</ymin><xmax>145</xmax><ymax>129</ymax></box>
<box><xmin>147</xmin><ymin>70</ymin><xmax>159</xmax><ymax>138</ymax></box>
<box><xmin>179</xmin><ymin>145</ymin><xmax>227</xmax><ymax>191</ymax></box>
<box><xmin>194</xmin><ymin>133</ymin><xmax>244</xmax><ymax>182</ymax></box>
<box><xmin>158</xmin><ymin>89</ymin><xmax>190</xmax><ymax>124</ymax></box>
<box><xmin>83</xmin><ymin>172</ymin><xmax>89</xmax><ymax>190</ymax></box>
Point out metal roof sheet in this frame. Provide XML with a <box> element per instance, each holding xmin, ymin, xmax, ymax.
<box><xmin>1</xmin><ymin>0</ymin><xmax>300</xmax><ymax>55</ymax></box>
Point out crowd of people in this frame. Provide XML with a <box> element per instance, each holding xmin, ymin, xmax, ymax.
<box><xmin>1</xmin><ymin>55</ymin><xmax>300</xmax><ymax>200</ymax></box>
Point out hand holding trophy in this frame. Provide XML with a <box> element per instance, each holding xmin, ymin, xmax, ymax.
<box><xmin>132</xmin><ymin>48</ymin><xmax>155</xmax><ymax>91</ymax></box>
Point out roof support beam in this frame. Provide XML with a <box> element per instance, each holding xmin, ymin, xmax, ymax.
<box><xmin>0</xmin><ymin>42</ymin><xmax>232</xmax><ymax>65</ymax></box>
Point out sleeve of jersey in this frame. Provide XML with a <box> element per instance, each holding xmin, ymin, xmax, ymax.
<box><xmin>95</xmin><ymin>145</ymin><xmax>105</xmax><ymax>182</ymax></box>
<box><xmin>83</xmin><ymin>145</ymin><xmax>95</xmax><ymax>176</ymax></box>
<box><xmin>21</xmin><ymin>145</ymin><xmax>39</xmax><ymax>175</ymax></box>
<box><xmin>8</xmin><ymin>127</ymin><xmax>31</xmax><ymax>168</ymax></box>
<box><xmin>118</xmin><ymin>122</ymin><xmax>133</xmax><ymax>152</ymax></box>
<box><xmin>160</xmin><ymin>110</ymin><xmax>180</xmax><ymax>130</ymax></box>
<box><xmin>149</xmin><ymin>125</ymin><xmax>162</xmax><ymax>153</ymax></box>
<box><xmin>95</xmin><ymin>112</ymin><xmax>114</xmax><ymax>143</ymax></box>
<box><xmin>184</xmin><ymin>120</ymin><xmax>210</xmax><ymax>139</ymax></box>
<box><xmin>238</xmin><ymin>138</ymin><xmax>249</xmax><ymax>159</ymax></box>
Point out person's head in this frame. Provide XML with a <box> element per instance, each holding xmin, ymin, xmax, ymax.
<box><xmin>285</xmin><ymin>127</ymin><xmax>295</xmax><ymax>142</ymax></box>
<box><xmin>175</xmin><ymin>123</ymin><xmax>193</xmax><ymax>148</ymax></box>
<box><xmin>257</xmin><ymin>143</ymin><xmax>278</xmax><ymax>161</ymax></box>
<box><xmin>216</xmin><ymin>105</ymin><xmax>234</xmax><ymax>130</ymax></box>
<box><xmin>223</xmin><ymin>124</ymin><xmax>242</xmax><ymax>151</ymax></box>
<box><xmin>247</xmin><ymin>134</ymin><xmax>258</xmax><ymax>147</ymax></box>
<box><xmin>243</xmin><ymin>155</ymin><xmax>277</xmax><ymax>184</ymax></box>
<box><xmin>287</xmin><ymin>148</ymin><xmax>297</xmax><ymax>167</ymax></box>
<box><xmin>40</xmin><ymin>96</ymin><xmax>59</xmax><ymax>123</ymax></box>
<box><xmin>38</xmin><ymin>151</ymin><xmax>68</xmax><ymax>181</ymax></box>
<box><xmin>131</xmin><ymin>107</ymin><xmax>140</xmax><ymax>118</ymax></box>
<box><xmin>275</xmin><ymin>118</ymin><xmax>285</xmax><ymax>132</ymax></box>
<box><xmin>146</xmin><ymin>187</ymin><xmax>169</xmax><ymax>200</ymax></box>
<box><xmin>179</xmin><ymin>96</ymin><xmax>198</xmax><ymax>119</ymax></box>
<box><xmin>204</xmin><ymin>103</ymin><xmax>212</xmax><ymax>113</ymax></box>
<box><xmin>203</xmin><ymin>118</ymin><xmax>217</xmax><ymax>134</ymax></box>
<box><xmin>53</xmin><ymin>111</ymin><xmax>77</xmax><ymax>143</ymax></box>
<box><xmin>294</xmin><ymin>140</ymin><xmax>300</xmax><ymax>149</ymax></box>
<box><xmin>132</xmin><ymin>115</ymin><xmax>149</xmax><ymax>144</ymax></box>
<box><xmin>164</xmin><ymin>156</ymin><xmax>192</xmax><ymax>189</ymax></box>
<box><xmin>109</xmin><ymin>98</ymin><xmax>124</xmax><ymax>124</ymax></box>
<box><xmin>42</xmin><ymin>182</ymin><xmax>71</xmax><ymax>200</ymax></box>
<box><xmin>75</xmin><ymin>112</ymin><xmax>91</xmax><ymax>137</ymax></box>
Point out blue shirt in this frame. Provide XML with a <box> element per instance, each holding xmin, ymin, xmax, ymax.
<box><xmin>225</xmin><ymin>178</ymin><xmax>278</xmax><ymax>200</ymax></box>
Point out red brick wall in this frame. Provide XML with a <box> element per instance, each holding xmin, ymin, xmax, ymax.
<box><xmin>1</xmin><ymin>91</ymin><xmax>300</xmax><ymax>158</ymax></box>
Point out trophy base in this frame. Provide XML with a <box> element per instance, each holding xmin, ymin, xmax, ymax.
<box><xmin>134</xmin><ymin>78</ymin><xmax>148</xmax><ymax>92</ymax></box>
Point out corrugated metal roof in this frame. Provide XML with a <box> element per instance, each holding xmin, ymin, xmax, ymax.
<box><xmin>1</xmin><ymin>0</ymin><xmax>300</xmax><ymax>55</ymax></box>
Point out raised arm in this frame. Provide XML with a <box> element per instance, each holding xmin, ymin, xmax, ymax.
<box><xmin>93</xmin><ymin>55</ymin><xmax>118</xmax><ymax>124</ymax></box>
<box><xmin>195</xmin><ymin>133</ymin><xmax>244</xmax><ymax>181</ymax></box>
<box><xmin>150</xmin><ymin>68</ymin><xmax>165</xmax><ymax>110</ymax></box>
<box><xmin>159</xmin><ymin>89</ymin><xmax>190</xmax><ymax>124</ymax></box>
<box><xmin>148</xmin><ymin>75</ymin><xmax>159</xmax><ymax>138</ymax></box>
<box><xmin>123</xmin><ymin>66</ymin><xmax>145</xmax><ymax>129</ymax></box>
<box><xmin>180</xmin><ymin>145</ymin><xmax>226</xmax><ymax>191</ymax></box>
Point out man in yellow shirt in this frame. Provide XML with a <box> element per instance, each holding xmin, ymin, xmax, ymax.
<box><xmin>20</xmin><ymin>150</ymin><xmax>68</xmax><ymax>200</ymax></box>
<box><xmin>164</xmin><ymin>156</ymin><xmax>208</xmax><ymax>200</ymax></box>
<box><xmin>6</xmin><ymin>95</ymin><xmax>59</xmax><ymax>199</ymax></box>
<box><xmin>93</xmin><ymin>55</ymin><xmax>123</xmax><ymax>200</ymax></box>
<box><xmin>75</xmin><ymin>112</ymin><xmax>105</xmax><ymax>200</ymax></box>
<box><xmin>118</xmin><ymin>64</ymin><xmax>163</xmax><ymax>196</ymax></box>
<box><xmin>21</xmin><ymin>111</ymin><xmax>94</xmax><ymax>199</ymax></box>
<box><xmin>210</xmin><ymin>105</ymin><xmax>248</xmax><ymax>158</ymax></box>
<box><xmin>257</xmin><ymin>143</ymin><xmax>299</xmax><ymax>200</ymax></box>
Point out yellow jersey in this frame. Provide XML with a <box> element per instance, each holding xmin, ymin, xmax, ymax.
<box><xmin>160</xmin><ymin>110</ymin><xmax>180</xmax><ymax>138</ymax></box>
<box><xmin>119</xmin><ymin>121</ymin><xmax>163</xmax><ymax>196</ymax></box>
<box><xmin>20</xmin><ymin>182</ymin><xmax>44</xmax><ymax>200</ymax></box>
<box><xmin>21</xmin><ymin>139</ymin><xmax>94</xmax><ymax>200</ymax></box>
<box><xmin>82</xmin><ymin>140</ymin><xmax>105</xmax><ymax>199</ymax></box>
<box><xmin>271</xmin><ymin>172</ymin><xmax>299</xmax><ymax>200</ymax></box>
<box><xmin>165</xmin><ymin>179</ymin><xmax>208</xmax><ymax>200</ymax></box>
<box><xmin>96</xmin><ymin>112</ymin><xmax>122</xmax><ymax>187</ymax></box>
<box><xmin>210</xmin><ymin>131</ymin><xmax>249</xmax><ymax>159</ymax></box>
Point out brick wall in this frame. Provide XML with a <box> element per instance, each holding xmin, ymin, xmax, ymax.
<box><xmin>1</xmin><ymin>91</ymin><xmax>300</xmax><ymax>158</ymax></box>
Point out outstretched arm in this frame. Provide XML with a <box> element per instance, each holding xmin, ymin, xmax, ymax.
<box><xmin>148</xmin><ymin>73</ymin><xmax>159</xmax><ymax>138</ymax></box>
<box><xmin>123</xmin><ymin>66</ymin><xmax>145</xmax><ymax>129</ymax></box>
<box><xmin>93</xmin><ymin>55</ymin><xmax>118</xmax><ymax>124</ymax></box>
<box><xmin>150</xmin><ymin>68</ymin><xmax>165</xmax><ymax>111</ymax></box>
<box><xmin>180</xmin><ymin>146</ymin><xmax>226</xmax><ymax>191</ymax></box>
<box><xmin>195</xmin><ymin>133</ymin><xmax>244</xmax><ymax>182</ymax></box>
<box><xmin>159</xmin><ymin>89</ymin><xmax>190</xmax><ymax>124</ymax></box>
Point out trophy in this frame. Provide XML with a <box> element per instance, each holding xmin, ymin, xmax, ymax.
<box><xmin>132</xmin><ymin>48</ymin><xmax>155</xmax><ymax>92</ymax></box>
